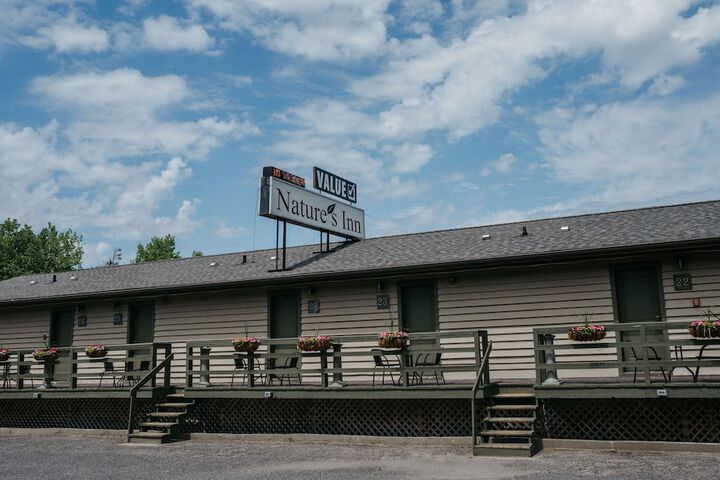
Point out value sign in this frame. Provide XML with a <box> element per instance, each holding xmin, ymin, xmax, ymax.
<box><xmin>259</xmin><ymin>176</ymin><xmax>365</xmax><ymax>240</ymax></box>
<box><xmin>313</xmin><ymin>167</ymin><xmax>357</xmax><ymax>203</ymax></box>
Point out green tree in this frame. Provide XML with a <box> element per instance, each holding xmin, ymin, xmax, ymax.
<box><xmin>0</xmin><ymin>219</ymin><xmax>83</xmax><ymax>281</ymax></box>
<box><xmin>135</xmin><ymin>234</ymin><xmax>181</xmax><ymax>262</ymax></box>
<box><xmin>191</xmin><ymin>250</ymin><xmax>204</xmax><ymax>257</ymax></box>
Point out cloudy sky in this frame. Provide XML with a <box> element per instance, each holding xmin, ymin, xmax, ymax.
<box><xmin>2</xmin><ymin>0</ymin><xmax>720</xmax><ymax>266</ymax></box>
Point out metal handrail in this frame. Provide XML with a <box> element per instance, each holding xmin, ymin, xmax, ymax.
<box><xmin>470</xmin><ymin>340</ymin><xmax>492</xmax><ymax>447</ymax></box>
<box><xmin>127</xmin><ymin>353</ymin><xmax>174</xmax><ymax>435</ymax></box>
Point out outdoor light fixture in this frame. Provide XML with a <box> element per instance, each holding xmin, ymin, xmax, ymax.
<box><xmin>676</xmin><ymin>256</ymin><xmax>685</xmax><ymax>269</ymax></box>
<box><xmin>377</xmin><ymin>281</ymin><xmax>385</xmax><ymax>291</ymax></box>
<box><xmin>307</xmin><ymin>286</ymin><xmax>316</xmax><ymax>296</ymax></box>
<box><xmin>112</xmin><ymin>302</ymin><xmax>122</xmax><ymax>310</ymax></box>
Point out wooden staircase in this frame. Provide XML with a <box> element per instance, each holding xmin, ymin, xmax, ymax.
<box><xmin>473</xmin><ymin>388</ymin><xmax>542</xmax><ymax>457</ymax></box>
<box><xmin>127</xmin><ymin>389</ymin><xmax>193</xmax><ymax>444</ymax></box>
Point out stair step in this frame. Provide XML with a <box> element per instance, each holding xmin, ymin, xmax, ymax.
<box><xmin>147</xmin><ymin>411</ymin><xmax>186</xmax><ymax>418</ymax></box>
<box><xmin>140</xmin><ymin>421</ymin><xmax>179</xmax><ymax>428</ymax></box>
<box><xmin>493</xmin><ymin>393</ymin><xmax>535</xmax><ymax>399</ymax></box>
<box><xmin>156</xmin><ymin>403</ymin><xmax>193</xmax><ymax>408</ymax></box>
<box><xmin>127</xmin><ymin>432</ymin><xmax>172</xmax><ymax>444</ymax></box>
<box><xmin>482</xmin><ymin>430</ymin><xmax>534</xmax><ymax>437</ymax></box>
<box><xmin>487</xmin><ymin>404</ymin><xmax>536</xmax><ymax>411</ymax></box>
<box><xmin>474</xmin><ymin>443</ymin><xmax>539</xmax><ymax>457</ymax></box>
<box><xmin>484</xmin><ymin>417</ymin><xmax>535</xmax><ymax>423</ymax></box>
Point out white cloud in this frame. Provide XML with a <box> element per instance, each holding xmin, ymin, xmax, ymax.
<box><xmin>536</xmin><ymin>93</ymin><xmax>720</xmax><ymax>211</ymax></box>
<box><xmin>0</xmin><ymin>68</ymin><xmax>258</xmax><ymax>242</ymax></box>
<box><xmin>31</xmin><ymin>20</ymin><xmax>109</xmax><ymax>53</ymax></box>
<box><xmin>385</xmin><ymin>143</ymin><xmax>434</xmax><ymax>173</ymax></box>
<box><xmin>347</xmin><ymin>1</ymin><xmax>720</xmax><ymax>141</ymax></box>
<box><xmin>215</xmin><ymin>222</ymin><xmax>248</xmax><ymax>238</ymax></box>
<box><xmin>142</xmin><ymin>15</ymin><xmax>215</xmax><ymax>52</ymax></box>
<box><xmin>482</xmin><ymin>153</ymin><xmax>517</xmax><ymax>176</ymax></box>
<box><xmin>188</xmin><ymin>0</ymin><xmax>390</xmax><ymax>60</ymax></box>
<box><xmin>648</xmin><ymin>74</ymin><xmax>686</xmax><ymax>96</ymax></box>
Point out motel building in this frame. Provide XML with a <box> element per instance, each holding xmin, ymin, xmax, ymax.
<box><xmin>1</xmin><ymin>168</ymin><xmax>720</xmax><ymax>456</ymax></box>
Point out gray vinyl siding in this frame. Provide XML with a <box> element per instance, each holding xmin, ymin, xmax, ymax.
<box><xmin>0</xmin><ymin>306</ymin><xmax>49</xmax><ymax>349</ymax></box>
<box><xmin>437</xmin><ymin>263</ymin><xmax>615</xmax><ymax>380</ymax></box>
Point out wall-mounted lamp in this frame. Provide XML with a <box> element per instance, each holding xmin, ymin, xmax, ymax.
<box><xmin>76</xmin><ymin>304</ymin><xmax>85</xmax><ymax>313</ymax></box>
<box><xmin>112</xmin><ymin>302</ymin><xmax>122</xmax><ymax>310</ymax></box>
<box><xmin>307</xmin><ymin>286</ymin><xmax>316</xmax><ymax>296</ymax></box>
<box><xmin>676</xmin><ymin>256</ymin><xmax>685</xmax><ymax>270</ymax></box>
<box><xmin>377</xmin><ymin>281</ymin><xmax>385</xmax><ymax>292</ymax></box>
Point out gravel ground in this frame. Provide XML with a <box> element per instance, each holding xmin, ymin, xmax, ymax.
<box><xmin>1</xmin><ymin>434</ymin><xmax>718</xmax><ymax>480</ymax></box>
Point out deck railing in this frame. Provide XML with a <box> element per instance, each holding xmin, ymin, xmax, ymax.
<box><xmin>534</xmin><ymin>321</ymin><xmax>720</xmax><ymax>386</ymax></box>
<box><xmin>185</xmin><ymin>329</ymin><xmax>490</xmax><ymax>391</ymax></box>
<box><xmin>0</xmin><ymin>343</ymin><xmax>172</xmax><ymax>390</ymax></box>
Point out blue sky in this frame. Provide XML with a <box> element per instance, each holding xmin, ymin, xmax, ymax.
<box><xmin>1</xmin><ymin>0</ymin><xmax>720</xmax><ymax>266</ymax></box>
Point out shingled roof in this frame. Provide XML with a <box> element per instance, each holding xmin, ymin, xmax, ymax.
<box><xmin>1</xmin><ymin>200</ymin><xmax>720</xmax><ymax>305</ymax></box>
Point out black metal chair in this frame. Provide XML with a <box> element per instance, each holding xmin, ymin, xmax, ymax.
<box><xmin>371</xmin><ymin>349</ymin><xmax>400</xmax><ymax>386</ymax></box>
<box><xmin>231</xmin><ymin>354</ymin><xmax>246</xmax><ymax>386</ymax></box>
<box><xmin>125</xmin><ymin>360</ymin><xmax>150</xmax><ymax>386</ymax></box>
<box><xmin>3</xmin><ymin>363</ymin><xmax>34</xmax><ymax>388</ymax></box>
<box><xmin>411</xmin><ymin>352</ymin><xmax>445</xmax><ymax>386</ymax></box>
<box><xmin>631</xmin><ymin>347</ymin><xmax>667</xmax><ymax>383</ymax></box>
<box><xmin>98</xmin><ymin>360</ymin><xmax>120</xmax><ymax>388</ymax></box>
<box><xmin>266</xmin><ymin>355</ymin><xmax>301</xmax><ymax>386</ymax></box>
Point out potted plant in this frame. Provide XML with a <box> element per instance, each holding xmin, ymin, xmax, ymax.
<box><xmin>688</xmin><ymin>311</ymin><xmax>720</xmax><ymax>338</ymax></box>
<box><xmin>0</xmin><ymin>347</ymin><xmax>9</xmax><ymax>362</ymax></box>
<box><xmin>85</xmin><ymin>344</ymin><xmax>108</xmax><ymax>358</ymax></box>
<box><xmin>377</xmin><ymin>321</ymin><xmax>409</xmax><ymax>349</ymax></box>
<box><xmin>297</xmin><ymin>330</ymin><xmax>333</xmax><ymax>352</ymax></box>
<box><xmin>568</xmin><ymin>316</ymin><xmax>607</xmax><ymax>342</ymax></box>
<box><xmin>33</xmin><ymin>336</ymin><xmax>59</xmax><ymax>362</ymax></box>
<box><xmin>232</xmin><ymin>337</ymin><xmax>260</xmax><ymax>353</ymax></box>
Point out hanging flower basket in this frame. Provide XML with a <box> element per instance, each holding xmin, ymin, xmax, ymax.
<box><xmin>297</xmin><ymin>335</ymin><xmax>333</xmax><ymax>352</ymax></box>
<box><xmin>688</xmin><ymin>320</ymin><xmax>720</xmax><ymax>338</ymax></box>
<box><xmin>33</xmin><ymin>347</ymin><xmax>59</xmax><ymax>362</ymax></box>
<box><xmin>85</xmin><ymin>344</ymin><xmax>108</xmax><ymax>358</ymax></box>
<box><xmin>0</xmin><ymin>349</ymin><xmax>9</xmax><ymax>362</ymax></box>
<box><xmin>377</xmin><ymin>331</ymin><xmax>409</xmax><ymax>349</ymax></box>
<box><xmin>568</xmin><ymin>325</ymin><xmax>607</xmax><ymax>342</ymax></box>
<box><xmin>232</xmin><ymin>337</ymin><xmax>260</xmax><ymax>353</ymax></box>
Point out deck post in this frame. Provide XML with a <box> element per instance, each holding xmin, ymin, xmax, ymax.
<box><xmin>39</xmin><ymin>360</ymin><xmax>55</xmax><ymax>389</ymax></box>
<box><xmin>71</xmin><ymin>351</ymin><xmax>78</xmax><ymax>389</ymax></box>
<box><xmin>186</xmin><ymin>346</ymin><xmax>193</xmax><ymax>388</ymax></box>
<box><xmin>331</xmin><ymin>343</ymin><xmax>344</xmax><ymax>387</ymax></box>
<box><xmin>320</xmin><ymin>350</ymin><xmax>329</xmax><ymax>388</ymax></box>
<box><xmin>16</xmin><ymin>353</ymin><xmax>24</xmax><ymax>390</ymax></box>
<box><xmin>199</xmin><ymin>347</ymin><xmax>212</xmax><ymax>387</ymax></box>
<box><xmin>541</xmin><ymin>334</ymin><xmax>561</xmax><ymax>385</ymax></box>
<box><xmin>248</xmin><ymin>351</ymin><xmax>255</xmax><ymax>388</ymax></box>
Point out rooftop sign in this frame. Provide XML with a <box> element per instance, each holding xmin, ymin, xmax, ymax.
<box><xmin>259</xmin><ymin>176</ymin><xmax>365</xmax><ymax>240</ymax></box>
<box><xmin>313</xmin><ymin>167</ymin><xmax>357</xmax><ymax>203</ymax></box>
<box><xmin>262</xmin><ymin>166</ymin><xmax>306</xmax><ymax>188</ymax></box>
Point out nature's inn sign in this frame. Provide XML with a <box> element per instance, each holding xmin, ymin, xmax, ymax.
<box><xmin>259</xmin><ymin>168</ymin><xmax>365</xmax><ymax>240</ymax></box>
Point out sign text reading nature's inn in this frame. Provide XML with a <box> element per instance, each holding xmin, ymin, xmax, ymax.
<box><xmin>259</xmin><ymin>175</ymin><xmax>365</xmax><ymax>240</ymax></box>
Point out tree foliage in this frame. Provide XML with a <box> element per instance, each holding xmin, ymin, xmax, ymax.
<box><xmin>0</xmin><ymin>219</ymin><xmax>84</xmax><ymax>281</ymax></box>
<box><xmin>135</xmin><ymin>234</ymin><xmax>181</xmax><ymax>262</ymax></box>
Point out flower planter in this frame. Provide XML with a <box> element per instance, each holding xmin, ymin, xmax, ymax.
<box><xmin>689</xmin><ymin>326</ymin><xmax>720</xmax><ymax>338</ymax></box>
<box><xmin>85</xmin><ymin>345</ymin><xmax>108</xmax><ymax>358</ymax></box>
<box><xmin>33</xmin><ymin>349</ymin><xmax>59</xmax><ymax>362</ymax></box>
<box><xmin>297</xmin><ymin>336</ymin><xmax>333</xmax><ymax>352</ymax></box>
<box><xmin>377</xmin><ymin>333</ymin><xmax>409</xmax><ymax>349</ymax></box>
<box><xmin>232</xmin><ymin>337</ymin><xmax>260</xmax><ymax>353</ymax></box>
<box><xmin>567</xmin><ymin>327</ymin><xmax>607</xmax><ymax>342</ymax></box>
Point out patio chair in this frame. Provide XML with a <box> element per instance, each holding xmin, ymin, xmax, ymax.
<box><xmin>98</xmin><ymin>360</ymin><xmax>120</xmax><ymax>388</ymax></box>
<box><xmin>371</xmin><ymin>349</ymin><xmax>400</xmax><ymax>386</ymax></box>
<box><xmin>125</xmin><ymin>360</ymin><xmax>150</xmax><ymax>386</ymax></box>
<box><xmin>630</xmin><ymin>347</ymin><xmax>667</xmax><ymax>383</ymax></box>
<box><xmin>230</xmin><ymin>354</ymin><xmax>246</xmax><ymax>386</ymax></box>
<box><xmin>265</xmin><ymin>355</ymin><xmax>301</xmax><ymax>386</ymax></box>
<box><xmin>411</xmin><ymin>352</ymin><xmax>445</xmax><ymax>386</ymax></box>
<box><xmin>3</xmin><ymin>364</ymin><xmax>34</xmax><ymax>388</ymax></box>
